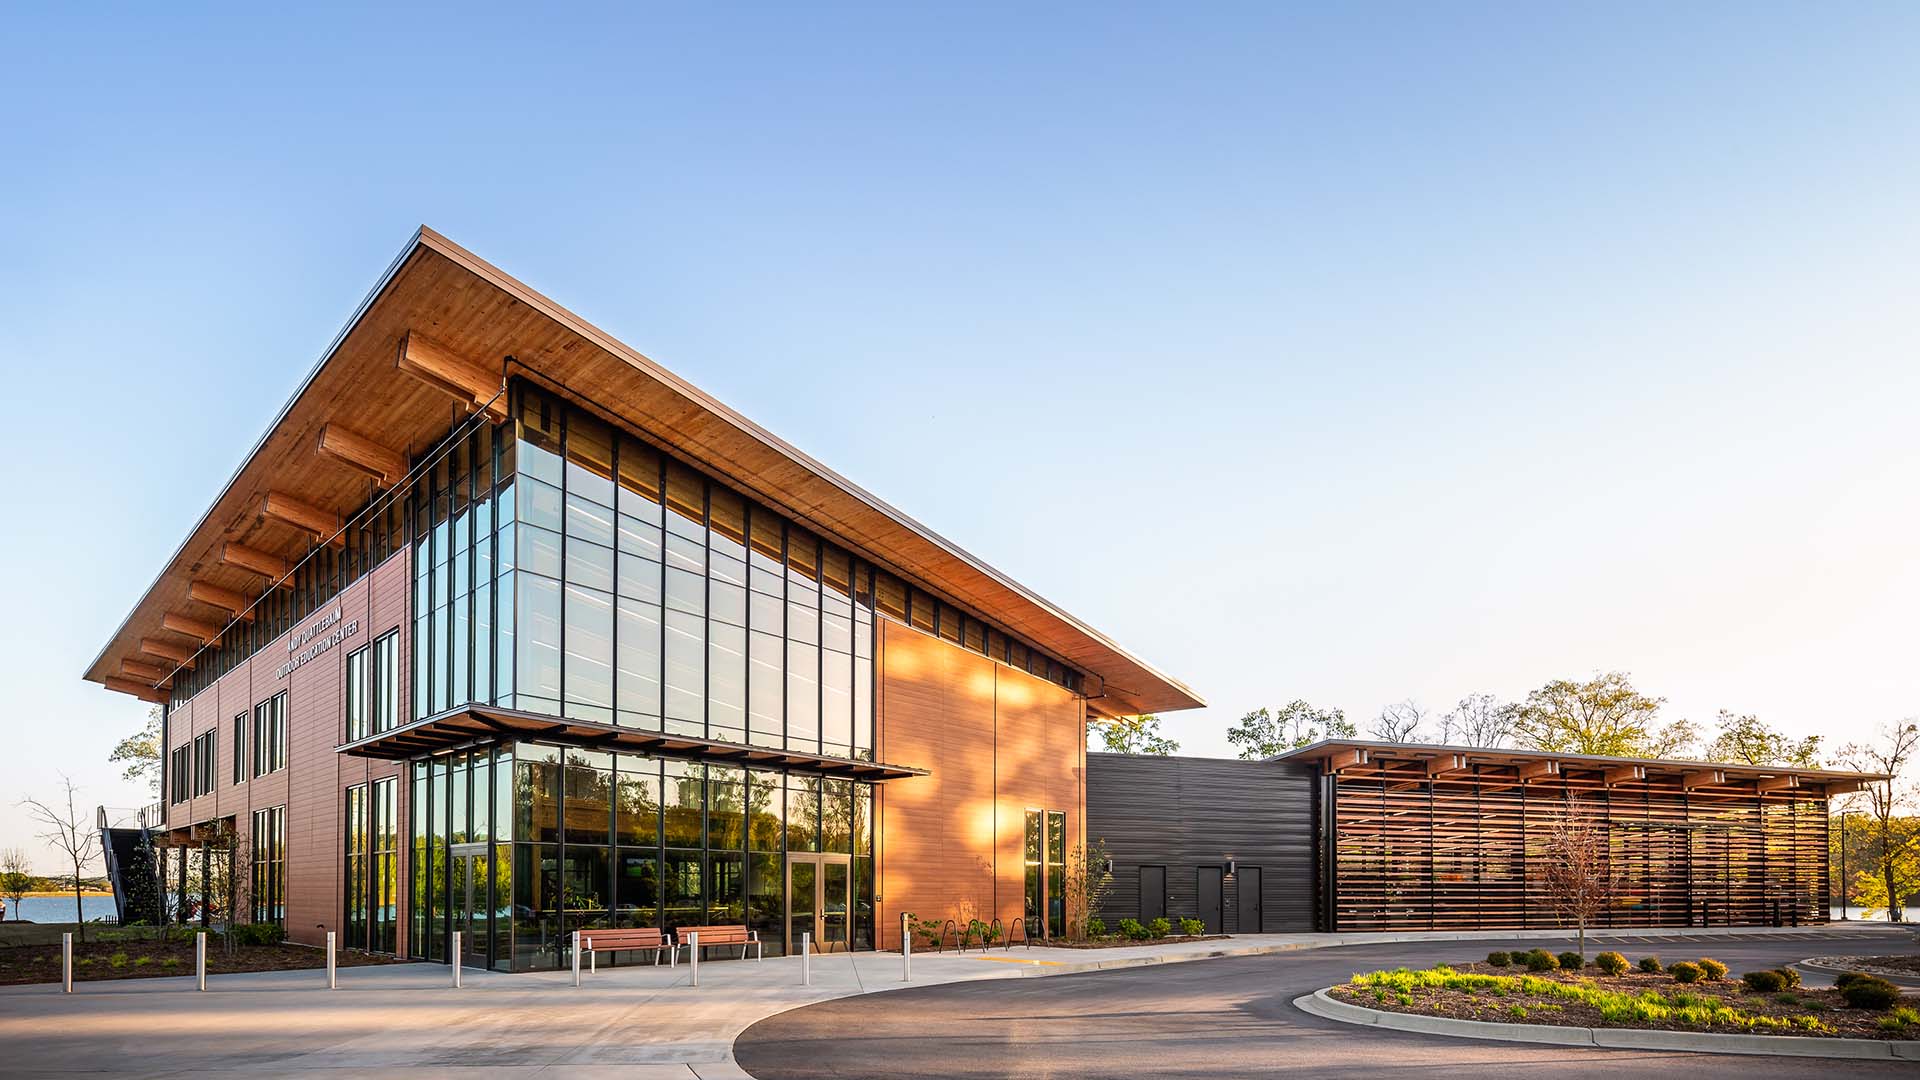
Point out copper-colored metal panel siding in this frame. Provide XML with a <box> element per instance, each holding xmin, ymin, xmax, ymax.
<box><xmin>876</xmin><ymin>619</ymin><xmax>1085</xmax><ymax>948</ymax></box>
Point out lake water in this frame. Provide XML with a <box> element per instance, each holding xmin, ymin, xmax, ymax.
<box><xmin>6</xmin><ymin>896</ymin><xmax>118</xmax><ymax>924</ymax></box>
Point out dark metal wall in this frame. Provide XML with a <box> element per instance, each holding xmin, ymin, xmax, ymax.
<box><xmin>1086</xmin><ymin>753</ymin><xmax>1316</xmax><ymax>933</ymax></box>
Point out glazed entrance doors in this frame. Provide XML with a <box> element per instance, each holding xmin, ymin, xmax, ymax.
<box><xmin>786</xmin><ymin>853</ymin><xmax>850</xmax><ymax>954</ymax></box>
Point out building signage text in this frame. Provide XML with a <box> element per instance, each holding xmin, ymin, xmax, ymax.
<box><xmin>274</xmin><ymin>606</ymin><xmax>359</xmax><ymax>680</ymax></box>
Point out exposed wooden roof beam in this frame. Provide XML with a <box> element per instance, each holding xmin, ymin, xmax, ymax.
<box><xmin>1823</xmin><ymin>780</ymin><xmax>1865</xmax><ymax>796</ymax></box>
<box><xmin>1602</xmin><ymin>764</ymin><xmax>1646</xmax><ymax>786</ymax></box>
<box><xmin>103</xmin><ymin>676</ymin><xmax>168</xmax><ymax>704</ymax></box>
<box><xmin>396</xmin><ymin>331</ymin><xmax>507</xmax><ymax>420</ymax></box>
<box><xmin>220</xmin><ymin>541</ymin><xmax>290</xmax><ymax>584</ymax></box>
<box><xmin>1517</xmin><ymin>759</ymin><xmax>1559</xmax><ymax>782</ymax></box>
<box><xmin>119</xmin><ymin>659</ymin><xmax>173</xmax><ymax>685</ymax></box>
<box><xmin>139</xmin><ymin>637</ymin><xmax>196</xmax><ymax>668</ymax></box>
<box><xmin>1322</xmin><ymin>747</ymin><xmax>1368</xmax><ymax>773</ymax></box>
<box><xmin>1756</xmin><ymin>775</ymin><xmax>1799</xmax><ymax>793</ymax></box>
<box><xmin>316</xmin><ymin>423</ymin><xmax>406</xmax><ymax>486</ymax></box>
<box><xmin>1682</xmin><ymin>769</ymin><xmax>1727</xmax><ymax>790</ymax></box>
<box><xmin>188</xmin><ymin>581</ymin><xmax>257</xmax><ymax>622</ymax></box>
<box><xmin>1426</xmin><ymin>753</ymin><xmax>1471</xmax><ymax>776</ymax></box>
<box><xmin>160</xmin><ymin>612</ymin><xmax>223</xmax><ymax>645</ymax></box>
<box><xmin>261</xmin><ymin>490</ymin><xmax>344</xmax><ymax>547</ymax></box>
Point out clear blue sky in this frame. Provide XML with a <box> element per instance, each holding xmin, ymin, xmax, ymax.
<box><xmin>4</xmin><ymin>4</ymin><xmax>1917</xmax><ymax>869</ymax></box>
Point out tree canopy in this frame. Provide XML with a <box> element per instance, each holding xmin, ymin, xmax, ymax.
<box><xmin>1700</xmin><ymin>710</ymin><xmax>1822</xmax><ymax>768</ymax></box>
<box><xmin>1510</xmin><ymin>672</ymin><xmax>1695</xmax><ymax>758</ymax></box>
<box><xmin>1227</xmin><ymin>700</ymin><xmax>1356</xmax><ymax>759</ymax></box>
<box><xmin>1093</xmin><ymin>713</ymin><xmax>1180</xmax><ymax>755</ymax></box>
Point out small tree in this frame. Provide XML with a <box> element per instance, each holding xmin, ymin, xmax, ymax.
<box><xmin>1538</xmin><ymin>793</ymin><xmax>1621</xmax><ymax>959</ymax></box>
<box><xmin>1836</xmin><ymin>720</ymin><xmax>1919</xmax><ymax>923</ymax></box>
<box><xmin>0</xmin><ymin>848</ymin><xmax>33</xmax><ymax>920</ymax></box>
<box><xmin>1063</xmin><ymin>838</ymin><xmax>1114</xmax><ymax>938</ymax></box>
<box><xmin>21</xmin><ymin>776</ymin><xmax>103</xmax><ymax>942</ymax></box>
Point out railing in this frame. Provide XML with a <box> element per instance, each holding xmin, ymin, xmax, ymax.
<box><xmin>138</xmin><ymin>801</ymin><xmax>166</xmax><ymax>830</ymax></box>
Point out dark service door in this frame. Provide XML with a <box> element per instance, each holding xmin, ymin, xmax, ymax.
<box><xmin>1197</xmin><ymin>866</ymin><xmax>1223</xmax><ymax>934</ymax></box>
<box><xmin>1140</xmin><ymin>866</ymin><xmax>1166</xmax><ymax>922</ymax></box>
<box><xmin>1237</xmin><ymin>867</ymin><xmax>1263</xmax><ymax>932</ymax></box>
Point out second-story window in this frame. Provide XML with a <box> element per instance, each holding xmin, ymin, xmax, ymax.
<box><xmin>346</xmin><ymin>644</ymin><xmax>369</xmax><ymax>742</ymax></box>
<box><xmin>252</xmin><ymin>690</ymin><xmax>287</xmax><ymax>776</ymax></box>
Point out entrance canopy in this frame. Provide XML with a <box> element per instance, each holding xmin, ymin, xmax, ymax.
<box><xmin>339</xmin><ymin>703</ymin><xmax>927</xmax><ymax>782</ymax></box>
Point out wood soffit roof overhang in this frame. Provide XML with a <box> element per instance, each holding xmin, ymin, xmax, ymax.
<box><xmin>1273</xmin><ymin>738</ymin><xmax>1889</xmax><ymax>793</ymax></box>
<box><xmin>339</xmin><ymin>704</ymin><xmax>928</xmax><ymax>782</ymax></box>
<box><xmin>85</xmin><ymin>227</ymin><xmax>1204</xmax><ymax>717</ymax></box>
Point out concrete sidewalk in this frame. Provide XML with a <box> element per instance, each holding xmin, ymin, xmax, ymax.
<box><xmin>0</xmin><ymin>924</ymin><xmax>1909</xmax><ymax>1079</ymax></box>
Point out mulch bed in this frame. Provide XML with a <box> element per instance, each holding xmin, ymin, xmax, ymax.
<box><xmin>0</xmin><ymin>936</ymin><xmax>405</xmax><ymax>985</ymax></box>
<box><xmin>1329</xmin><ymin>962</ymin><xmax>1916</xmax><ymax>1041</ymax></box>
<box><xmin>1038</xmin><ymin>934</ymin><xmax>1233</xmax><ymax>950</ymax></box>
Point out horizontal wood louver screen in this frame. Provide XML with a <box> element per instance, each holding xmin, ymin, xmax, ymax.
<box><xmin>1328</xmin><ymin>762</ymin><xmax>1828</xmax><ymax>932</ymax></box>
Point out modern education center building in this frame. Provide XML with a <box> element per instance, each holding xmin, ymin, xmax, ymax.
<box><xmin>87</xmin><ymin>228</ymin><xmax>1203</xmax><ymax>969</ymax></box>
<box><xmin>1088</xmin><ymin>740</ymin><xmax>1876</xmax><ymax>934</ymax></box>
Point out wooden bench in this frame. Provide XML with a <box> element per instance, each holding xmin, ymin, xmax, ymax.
<box><xmin>675</xmin><ymin>925</ymin><xmax>762</xmax><ymax>962</ymax></box>
<box><xmin>579</xmin><ymin>927</ymin><xmax>674</xmax><ymax>972</ymax></box>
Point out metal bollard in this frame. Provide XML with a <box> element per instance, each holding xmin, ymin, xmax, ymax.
<box><xmin>901</xmin><ymin>914</ymin><xmax>911</xmax><ymax>982</ymax></box>
<box><xmin>452</xmin><ymin>931</ymin><xmax>462</xmax><ymax>988</ymax></box>
<box><xmin>801</xmin><ymin>932</ymin><xmax>812</xmax><ymax>986</ymax></box>
<box><xmin>688</xmin><ymin>932</ymin><xmax>699</xmax><ymax>987</ymax></box>
<box><xmin>571</xmin><ymin>930</ymin><xmax>581</xmax><ymax>987</ymax></box>
<box><xmin>195</xmin><ymin>932</ymin><xmax>207</xmax><ymax>991</ymax></box>
<box><xmin>62</xmin><ymin>932</ymin><xmax>73</xmax><ymax>993</ymax></box>
<box><xmin>327</xmin><ymin>931</ymin><xmax>337</xmax><ymax>990</ymax></box>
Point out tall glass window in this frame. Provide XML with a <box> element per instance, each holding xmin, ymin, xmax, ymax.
<box><xmin>250</xmin><ymin>804</ymin><xmax>285</xmax><ymax>925</ymax></box>
<box><xmin>346</xmin><ymin>646</ymin><xmax>369</xmax><ymax>742</ymax></box>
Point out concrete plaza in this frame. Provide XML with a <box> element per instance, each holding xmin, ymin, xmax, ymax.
<box><xmin>0</xmin><ymin>925</ymin><xmax>1908</xmax><ymax>1078</ymax></box>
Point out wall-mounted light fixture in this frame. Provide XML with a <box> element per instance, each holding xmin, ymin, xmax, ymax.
<box><xmin>1224</xmin><ymin>858</ymin><xmax>1237</xmax><ymax>877</ymax></box>
<box><xmin>1101</xmin><ymin>857</ymin><xmax>1115</xmax><ymax>875</ymax></box>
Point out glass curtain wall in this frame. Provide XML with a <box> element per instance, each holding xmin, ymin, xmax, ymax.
<box><xmin>408</xmin><ymin>740</ymin><xmax>873</xmax><ymax>970</ymax></box>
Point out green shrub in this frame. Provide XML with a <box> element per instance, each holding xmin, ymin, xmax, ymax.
<box><xmin>1508</xmin><ymin>1005</ymin><xmax>1529</xmax><ymax>1020</ymax></box>
<box><xmin>1741</xmin><ymin>970</ymin><xmax>1787</xmax><ymax>993</ymax></box>
<box><xmin>1524</xmin><ymin>949</ymin><xmax>1559</xmax><ymax>972</ymax></box>
<box><xmin>1833</xmin><ymin>971</ymin><xmax>1871</xmax><ymax>991</ymax></box>
<box><xmin>1179</xmin><ymin>918</ymin><xmax>1205</xmax><ymax>936</ymax></box>
<box><xmin>1669</xmin><ymin>961</ymin><xmax>1704</xmax><ymax>984</ymax></box>
<box><xmin>1556</xmin><ymin>951</ymin><xmax>1584</xmax><ymax>971</ymax></box>
<box><xmin>1117</xmin><ymin>918</ymin><xmax>1147</xmax><ymax>940</ymax></box>
<box><xmin>160</xmin><ymin>957</ymin><xmax>180</xmax><ymax>968</ymax></box>
<box><xmin>1775</xmin><ymin>966</ymin><xmax>1801</xmax><ymax>988</ymax></box>
<box><xmin>1839</xmin><ymin>976</ymin><xmax>1900</xmax><ymax>1011</ymax></box>
<box><xmin>107</xmin><ymin>951</ymin><xmax>130</xmax><ymax>969</ymax></box>
<box><xmin>1594</xmin><ymin>951</ymin><xmax>1627</xmax><ymax>976</ymax></box>
<box><xmin>1147</xmin><ymin>917</ymin><xmax>1172</xmax><ymax>938</ymax></box>
<box><xmin>1881</xmin><ymin>1005</ymin><xmax>1920</xmax><ymax>1030</ymax></box>
<box><xmin>1486</xmin><ymin>951</ymin><xmax>1511</xmax><ymax>968</ymax></box>
<box><xmin>1696</xmin><ymin>957</ymin><xmax>1727</xmax><ymax>981</ymax></box>
<box><xmin>133</xmin><ymin>956</ymin><xmax>153</xmax><ymax>968</ymax></box>
<box><xmin>1773</xmin><ymin>993</ymin><xmax>1801</xmax><ymax>1006</ymax></box>
<box><xmin>1638</xmin><ymin>955</ymin><xmax>1662</xmax><ymax>974</ymax></box>
<box><xmin>226</xmin><ymin>923</ymin><xmax>286</xmax><ymax>947</ymax></box>
<box><xmin>1085</xmin><ymin>916</ymin><xmax>1106</xmax><ymax>938</ymax></box>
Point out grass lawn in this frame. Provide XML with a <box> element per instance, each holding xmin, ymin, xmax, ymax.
<box><xmin>1330</xmin><ymin>959</ymin><xmax>1919</xmax><ymax>1041</ymax></box>
<box><xmin>0</xmin><ymin>927</ymin><xmax>405</xmax><ymax>985</ymax></box>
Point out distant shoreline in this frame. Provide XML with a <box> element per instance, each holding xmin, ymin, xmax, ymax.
<box><xmin>15</xmin><ymin>891</ymin><xmax>114</xmax><ymax>899</ymax></box>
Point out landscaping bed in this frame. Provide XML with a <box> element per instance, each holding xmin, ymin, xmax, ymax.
<box><xmin>1036</xmin><ymin>933</ymin><xmax>1231</xmax><ymax>950</ymax></box>
<box><xmin>1807</xmin><ymin>955</ymin><xmax>1920</xmax><ymax>981</ymax></box>
<box><xmin>0</xmin><ymin>932</ymin><xmax>405</xmax><ymax>985</ymax></box>
<box><xmin>1329</xmin><ymin>950</ymin><xmax>1918</xmax><ymax>1041</ymax></box>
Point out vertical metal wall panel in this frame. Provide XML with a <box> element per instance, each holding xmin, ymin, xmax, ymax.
<box><xmin>1085</xmin><ymin>753</ymin><xmax>1316</xmax><ymax>932</ymax></box>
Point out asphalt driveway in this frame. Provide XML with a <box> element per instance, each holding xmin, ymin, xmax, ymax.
<box><xmin>734</xmin><ymin>929</ymin><xmax>1919</xmax><ymax>1079</ymax></box>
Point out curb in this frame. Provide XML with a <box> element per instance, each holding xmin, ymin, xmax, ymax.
<box><xmin>1293</xmin><ymin>987</ymin><xmax>1920</xmax><ymax>1061</ymax></box>
<box><xmin>1797</xmin><ymin>958</ymin><xmax>1920</xmax><ymax>990</ymax></box>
